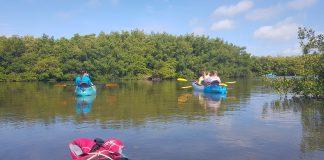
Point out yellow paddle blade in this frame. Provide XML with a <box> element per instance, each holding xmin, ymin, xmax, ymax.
<box><xmin>225</xmin><ymin>81</ymin><xmax>236</xmax><ymax>84</ymax></box>
<box><xmin>181</xmin><ymin>86</ymin><xmax>192</xmax><ymax>89</ymax></box>
<box><xmin>177</xmin><ymin>78</ymin><xmax>188</xmax><ymax>82</ymax></box>
<box><xmin>219</xmin><ymin>83</ymin><xmax>228</xmax><ymax>87</ymax></box>
<box><xmin>54</xmin><ymin>84</ymin><xmax>67</xmax><ymax>87</ymax></box>
<box><xmin>106</xmin><ymin>83</ymin><xmax>118</xmax><ymax>88</ymax></box>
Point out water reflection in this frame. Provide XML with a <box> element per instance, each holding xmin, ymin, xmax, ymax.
<box><xmin>75</xmin><ymin>95</ymin><xmax>96</xmax><ymax>114</ymax></box>
<box><xmin>262</xmin><ymin>97</ymin><xmax>324</xmax><ymax>154</ymax></box>
<box><xmin>0</xmin><ymin>80</ymin><xmax>324</xmax><ymax>160</ymax></box>
<box><xmin>177</xmin><ymin>93</ymin><xmax>192</xmax><ymax>106</ymax></box>
<box><xmin>193</xmin><ymin>91</ymin><xmax>226</xmax><ymax>112</ymax></box>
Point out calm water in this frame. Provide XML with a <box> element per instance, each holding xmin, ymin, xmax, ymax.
<box><xmin>0</xmin><ymin>79</ymin><xmax>323</xmax><ymax>160</ymax></box>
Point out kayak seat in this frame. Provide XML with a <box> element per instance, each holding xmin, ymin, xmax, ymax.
<box><xmin>69</xmin><ymin>144</ymin><xmax>83</xmax><ymax>157</ymax></box>
<box><xmin>79</xmin><ymin>83</ymin><xmax>90</xmax><ymax>88</ymax></box>
<box><xmin>210</xmin><ymin>81</ymin><xmax>220</xmax><ymax>85</ymax></box>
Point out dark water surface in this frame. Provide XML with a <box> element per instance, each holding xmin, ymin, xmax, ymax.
<box><xmin>0</xmin><ymin>79</ymin><xmax>323</xmax><ymax>160</ymax></box>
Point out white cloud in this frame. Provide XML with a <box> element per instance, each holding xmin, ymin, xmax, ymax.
<box><xmin>212</xmin><ymin>0</ymin><xmax>253</xmax><ymax>17</ymax></box>
<box><xmin>254</xmin><ymin>18</ymin><xmax>298</xmax><ymax>40</ymax></box>
<box><xmin>246</xmin><ymin>5</ymin><xmax>282</xmax><ymax>21</ymax></box>
<box><xmin>210</xmin><ymin>19</ymin><xmax>234</xmax><ymax>31</ymax></box>
<box><xmin>287</xmin><ymin>0</ymin><xmax>317</xmax><ymax>9</ymax></box>
<box><xmin>192</xmin><ymin>27</ymin><xmax>205</xmax><ymax>35</ymax></box>
<box><xmin>282</xmin><ymin>44</ymin><xmax>301</xmax><ymax>56</ymax></box>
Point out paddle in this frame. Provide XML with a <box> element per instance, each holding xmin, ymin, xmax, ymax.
<box><xmin>177</xmin><ymin>78</ymin><xmax>188</xmax><ymax>82</ymax></box>
<box><xmin>181</xmin><ymin>86</ymin><xmax>192</xmax><ymax>89</ymax></box>
<box><xmin>177</xmin><ymin>78</ymin><xmax>236</xmax><ymax>85</ymax></box>
<box><xmin>54</xmin><ymin>83</ymin><xmax>76</xmax><ymax>87</ymax></box>
<box><xmin>55</xmin><ymin>82</ymin><xmax>112</xmax><ymax>87</ymax></box>
<box><xmin>225</xmin><ymin>81</ymin><xmax>236</xmax><ymax>84</ymax></box>
<box><xmin>219</xmin><ymin>83</ymin><xmax>228</xmax><ymax>87</ymax></box>
<box><xmin>105</xmin><ymin>83</ymin><xmax>118</xmax><ymax>88</ymax></box>
<box><xmin>54</xmin><ymin>84</ymin><xmax>67</xmax><ymax>87</ymax></box>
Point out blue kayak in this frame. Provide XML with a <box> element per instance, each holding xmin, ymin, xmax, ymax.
<box><xmin>265</xmin><ymin>73</ymin><xmax>276</xmax><ymax>78</ymax></box>
<box><xmin>193</xmin><ymin>91</ymin><xmax>227</xmax><ymax>101</ymax></box>
<box><xmin>75</xmin><ymin>83</ymin><xmax>97</xmax><ymax>96</ymax></box>
<box><xmin>192</xmin><ymin>82</ymin><xmax>227</xmax><ymax>94</ymax></box>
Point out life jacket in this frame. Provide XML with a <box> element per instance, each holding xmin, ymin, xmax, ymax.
<box><xmin>69</xmin><ymin>138</ymin><xmax>125</xmax><ymax>160</ymax></box>
<box><xmin>80</xmin><ymin>74</ymin><xmax>92</xmax><ymax>86</ymax></box>
<box><xmin>75</xmin><ymin>76</ymin><xmax>81</xmax><ymax>86</ymax></box>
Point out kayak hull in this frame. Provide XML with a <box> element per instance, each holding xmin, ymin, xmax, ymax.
<box><xmin>75</xmin><ymin>85</ymin><xmax>97</xmax><ymax>96</ymax></box>
<box><xmin>192</xmin><ymin>82</ymin><xmax>227</xmax><ymax>94</ymax></box>
<box><xmin>193</xmin><ymin>91</ymin><xmax>227</xmax><ymax>101</ymax></box>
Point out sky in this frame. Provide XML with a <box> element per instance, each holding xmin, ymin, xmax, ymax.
<box><xmin>0</xmin><ymin>0</ymin><xmax>323</xmax><ymax>56</ymax></box>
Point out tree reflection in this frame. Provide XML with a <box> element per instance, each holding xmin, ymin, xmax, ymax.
<box><xmin>300</xmin><ymin>100</ymin><xmax>324</xmax><ymax>153</ymax></box>
<box><xmin>262</xmin><ymin>97</ymin><xmax>324</xmax><ymax>152</ymax></box>
<box><xmin>177</xmin><ymin>93</ymin><xmax>192</xmax><ymax>106</ymax></box>
<box><xmin>0</xmin><ymin>79</ymin><xmax>263</xmax><ymax>128</ymax></box>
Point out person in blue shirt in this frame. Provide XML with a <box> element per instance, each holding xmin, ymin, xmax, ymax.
<box><xmin>75</xmin><ymin>72</ymin><xmax>82</xmax><ymax>86</ymax></box>
<box><xmin>80</xmin><ymin>70</ymin><xmax>93</xmax><ymax>86</ymax></box>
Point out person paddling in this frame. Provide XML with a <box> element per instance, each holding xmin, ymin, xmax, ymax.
<box><xmin>83</xmin><ymin>70</ymin><xmax>90</xmax><ymax>78</ymax></box>
<box><xmin>209</xmin><ymin>71</ymin><xmax>221</xmax><ymax>85</ymax></box>
<box><xmin>205</xmin><ymin>71</ymin><xmax>221</xmax><ymax>85</ymax></box>
<box><xmin>80</xmin><ymin>70</ymin><xmax>93</xmax><ymax>87</ymax></box>
<box><xmin>197</xmin><ymin>71</ymin><xmax>205</xmax><ymax>85</ymax></box>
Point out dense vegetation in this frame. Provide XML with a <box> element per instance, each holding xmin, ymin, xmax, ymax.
<box><xmin>0</xmin><ymin>28</ymin><xmax>322</xmax><ymax>97</ymax></box>
<box><xmin>0</xmin><ymin>30</ymin><xmax>253</xmax><ymax>81</ymax></box>
<box><xmin>263</xmin><ymin>27</ymin><xmax>323</xmax><ymax>98</ymax></box>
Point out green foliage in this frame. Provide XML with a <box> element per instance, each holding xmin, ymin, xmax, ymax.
<box><xmin>298</xmin><ymin>27</ymin><xmax>324</xmax><ymax>54</ymax></box>
<box><xmin>0</xmin><ymin>31</ymin><xmax>254</xmax><ymax>81</ymax></box>
<box><xmin>263</xmin><ymin>27</ymin><xmax>324</xmax><ymax>98</ymax></box>
<box><xmin>263</xmin><ymin>77</ymin><xmax>293</xmax><ymax>95</ymax></box>
<box><xmin>1</xmin><ymin>28</ymin><xmax>321</xmax><ymax>89</ymax></box>
<box><xmin>252</xmin><ymin>56</ymin><xmax>305</xmax><ymax>76</ymax></box>
<box><xmin>264</xmin><ymin>76</ymin><xmax>323</xmax><ymax>99</ymax></box>
<box><xmin>33</xmin><ymin>57</ymin><xmax>63</xmax><ymax>80</ymax></box>
<box><xmin>290</xmin><ymin>77</ymin><xmax>323</xmax><ymax>98</ymax></box>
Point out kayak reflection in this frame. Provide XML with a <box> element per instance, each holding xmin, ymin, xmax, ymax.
<box><xmin>193</xmin><ymin>91</ymin><xmax>226</xmax><ymax>111</ymax></box>
<box><xmin>75</xmin><ymin>95</ymin><xmax>96</xmax><ymax>114</ymax></box>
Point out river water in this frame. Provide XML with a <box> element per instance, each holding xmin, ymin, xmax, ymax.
<box><xmin>0</xmin><ymin>79</ymin><xmax>323</xmax><ymax>160</ymax></box>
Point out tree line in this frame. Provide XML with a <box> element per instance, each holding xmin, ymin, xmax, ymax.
<box><xmin>0</xmin><ymin>29</ymin><xmax>322</xmax><ymax>84</ymax></box>
<box><xmin>0</xmin><ymin>30</ymin><xmax>255</xmax><ymax>82</ymax></box>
